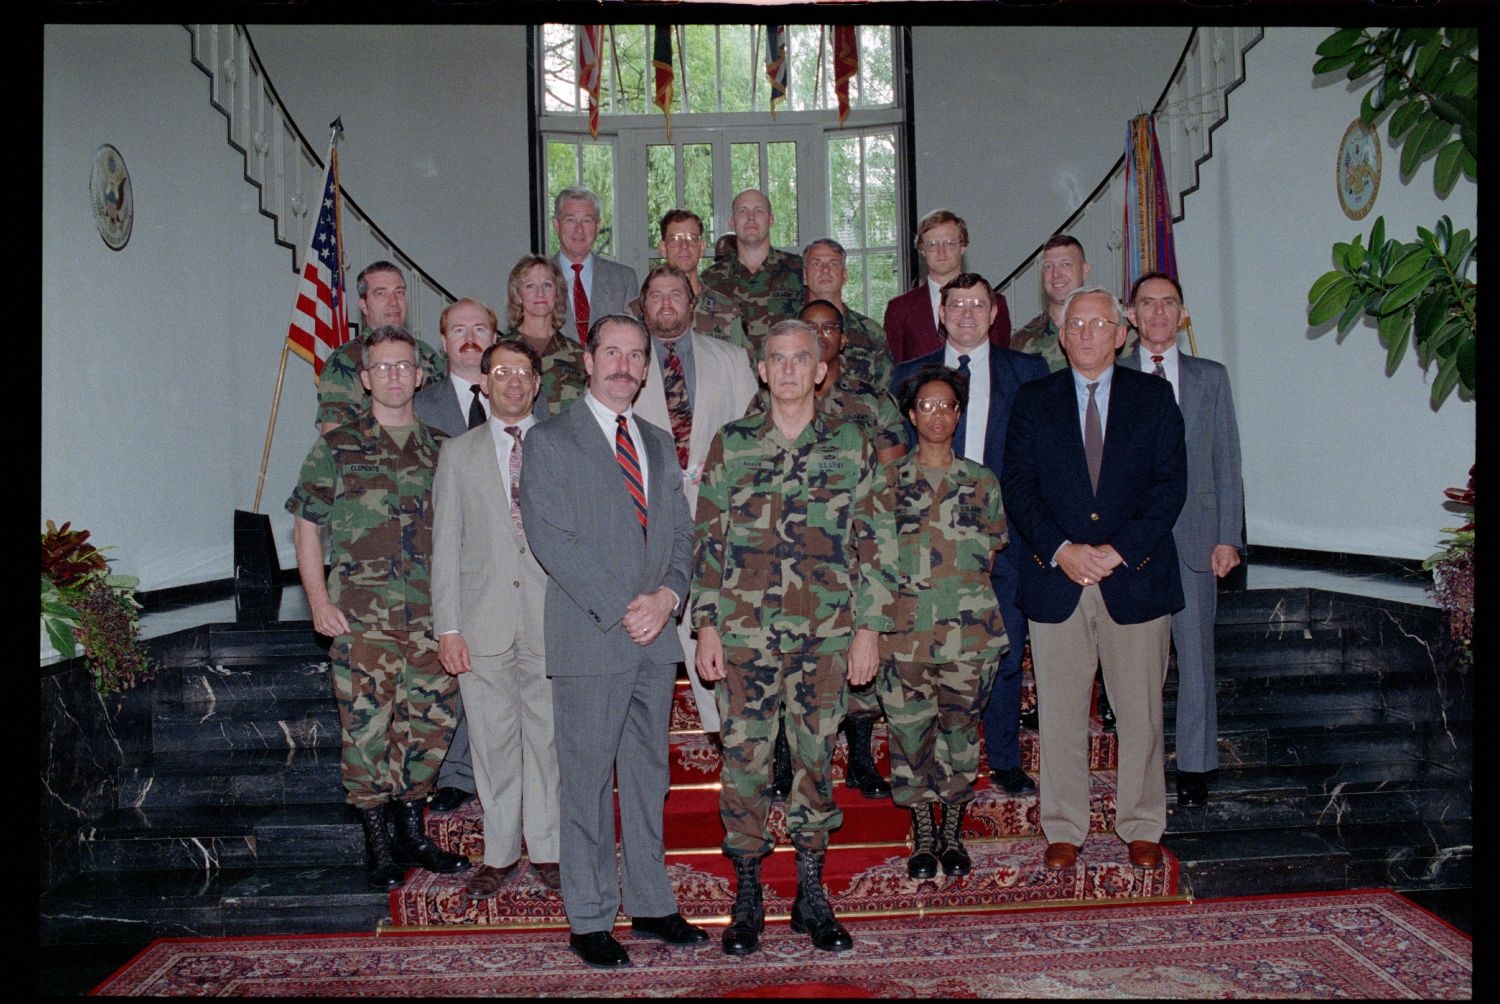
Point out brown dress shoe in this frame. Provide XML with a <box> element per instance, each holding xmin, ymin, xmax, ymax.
<box><xmin>1127</xmin><ymin>840</ymin><xmax>1163</xmax><ymax>868</ymax></box>
<box><xmin>533</xmin><ymin>861</ymin><xmax>562</xmax><ymax>891</ymax></box>
<box><xmin>463</xmin><ymin>862</ymin><xmax>517</xmax><ymax>901</ymax></box>
<box><xmin>1043</xmin><ymin>842</ymin><xmax>1079</xmax><ymax>869</ymax></box>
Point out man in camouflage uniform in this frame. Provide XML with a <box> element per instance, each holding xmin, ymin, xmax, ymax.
<box><xmin>1010</xmin><ymin>234</ymin><xmax>1091</xmax><ymax>373</ymax></box>
<box><xmin>876</xmin><ymin>363</ymin><xmax>1009</xmax><ymax>880</ymax></box>
<box><xmin>288</xmin><ymin>326</ymin><xmax>469</xmax><ymax>890</ymax></box>
<box><xmin>626</xmin><ymin>209</ymin><xmax>749</xmax><ymax>350</ymax></box>
<box><xmin>801</xmin><ymin>237</ymin><xmax>894</xmax><ymax>393</ymax></box>
<box><xmin>698</xmin><ymin>189</ymin><xmax>805</xmax><ymax>356</ymax></box>
<box><xmin>693</xmin><ymin>319</ymin><xmax>895</xmax><ymax>957</ymax></box>
<box><xmin>317</xmin><ymin>261</ymin><xmax>447</xmax><ymax>433</ymax></box>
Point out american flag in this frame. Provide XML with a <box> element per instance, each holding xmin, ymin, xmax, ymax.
<box><xmin>833</xmin><ymin>26</ymin><xmax>858</xmax><ymax>126</ymax></box>
<box><xmin>766</xmin><ymin>26</ymin><xmax>788</xmax><ymax>117</ymax></box>
<box><xmin>579</xmin><ymin>25</ymin><xmax>603</xmax><ymax>139</ymax></box>
<box><xmin>285</xmin><ymin>141</ymin><xmax>349</xmax><ymax>377</ymax></box>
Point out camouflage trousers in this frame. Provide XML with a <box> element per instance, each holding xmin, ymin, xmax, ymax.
<box><xmin>845</xmin><ymin>680</ymin><xmax>883</xmax><ymax>719</ymax></box>
<box><xmin>717</xmin><ymin>646</ymin><xmax>848</xmax><ymax>856</ymax></box>
<box><xmin>876</xmin><ymin>655</ymin><xmax>999</xmax><ymax>808</ymax></box>
<box><xmin>330</xmin><ymin>629</ymin><xmax>460</xmax><ymax>810</ymax></box>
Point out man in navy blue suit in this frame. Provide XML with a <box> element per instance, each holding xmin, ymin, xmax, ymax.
<box><xmin>892</xmin><ymin>273</ymin><xmax>1049</xmax><ymax>795</ymax></box>
<box><xmin>1002</xmin><ymin>285</ymin><xmax>1185</xmax><ymax>871</ymax></box>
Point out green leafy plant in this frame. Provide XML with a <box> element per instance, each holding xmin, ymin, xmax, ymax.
<box><xmin>1306</xmin><ymin>27</ymin><xmax>1477</xmax><ymax>407</ymax></box>
<box><xmin>1421</xmin><ymin>467</ymin><xmax>1473</xmax><ymax>665</ymax></box>
<box><xmin>40</xmin><ymin>520</ymin><xmax>156</xmax><ymax>694</ymax></box>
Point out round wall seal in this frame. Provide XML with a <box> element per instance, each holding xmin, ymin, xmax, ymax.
<box><xmin>1337</xmin><ymin>119</ymin><xmax>1381</xmax><ymax>221</ymax></box>
<box><xmin>90</xmin><ymin>144</ymin><xmax>133</xmax><ymax>250</ymax></box>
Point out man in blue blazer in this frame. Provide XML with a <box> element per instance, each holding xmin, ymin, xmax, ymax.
<box><xmin>1002</xmin><ymin>285</ymin><xmax>1186</xmax><ymax>871</ymax></box>
<box><xmin>892</xmin><ymin>273</ymin><xmax>1049</xmax><ymax>795</ymax></box>
<box><xmin>1120</xmin><ymin>272</ymin><xmax>1243</xmax><ymax>807</ymax></box>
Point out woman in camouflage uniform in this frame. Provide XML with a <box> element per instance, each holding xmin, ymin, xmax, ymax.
<box><xmin>504</xmin><ymin>254</ymin><xmax>586</xmax><ymax>417</ymax></box>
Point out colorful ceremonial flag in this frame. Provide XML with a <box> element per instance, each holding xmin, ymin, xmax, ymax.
<box><xmin>1122</xmin><ymin>114</ymin><xmax>1179</xmax><ymax>298</ymax></box>
<box><xmin>833</xmin><ymin>26</ymin><xmax>858</xmax><ymax>126</ymax></box>
<box><xmin>766</xmin><ymin>25</ymin><xmax>788</xmax><ymax>117</ymax></box>
<box><xmin>579</xmin><ymin>25</ymin><xmax>604</xmax><ymax>139</ymax></box>
<box><xmin>653</xmin><ymin>25</ymin><xmax>674</xmax><ymax>139</ymax></box>
<box><xmin>285</xmin><ymin>132</ymin><xmax>349</xmax><ymax>378</ymax></box>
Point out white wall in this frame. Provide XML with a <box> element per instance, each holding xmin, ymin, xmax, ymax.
<box><xmin>43</xmin><ymin>25</ymin><xmax>320</xmax><ymax>588</ymax></box>
<box><xmin>1173</xmin><ymin>27</ymin><xmax>1476</xmax><ymax>559</ymax></box>
<box><xmin>246</xmin><ymin>25</ymin><xmax>533</xmax><ymax>309</ymax></box>
<box><xmin>911</xmin><ymin>25</ymin><xmax>1191</xmax><ymax>286</ymax></box>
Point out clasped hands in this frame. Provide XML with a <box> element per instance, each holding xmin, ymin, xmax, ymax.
<box><xmin>1056</xmin><ymin>541</ymin><xmax>1123</xmax><ymax>587</ymax></box>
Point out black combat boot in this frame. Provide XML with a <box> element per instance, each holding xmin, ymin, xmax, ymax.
<box><xmin>721</xmin><ymin>853</ymin><xmax>765</xmax><ymax>956</ymax></box>
<box><xmin>907</xmin><ymin>803</ymin><xmax>939</xmax><ymax>879</ymax></box>
<box><xmin>770</xmin><ymin>724</ymin><xmax>793</xmax><ymax>800</ymax></box>
<box><xmin>842</xmin><ymin>714</ymin><xmax>892</xmax><ymax>798</ymax></box>
<box><xmin>358</xmin><ymin>804</ymin><xmax>405</xmax><ymax>890</ymax></box>
<box><xmin>789</xmin><ymin>848</ymin><xmax>853</xmax><ymax>952</ymax></box>
<box><xmin>389</xmin><ymin>798</ymin><xmax>471</xmax><ymax>874</ymax></box>
<box><xmin>937</xmin><ymin>801</ymin><xmax>972</xmax><ymax>877</ymax></box>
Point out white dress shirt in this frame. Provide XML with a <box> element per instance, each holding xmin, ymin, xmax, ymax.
<box><xmin>583</xmin><ymin>389</ymin><xmax>649</xmax><ymax>500</ymax></box>
<box><xmin>1137</xmin><ymin>343</ymin><xmax>1181</xmax><ymax>404</ymax></box>
<box><xmin>449</xmin><ymin>371</ymin><xmax>489</xmax><ymax>423</ymax></box>
<box><xmin>489</xmin><ymin>412</ymin><xmax>538</xmax><ymax>510</ymax></box>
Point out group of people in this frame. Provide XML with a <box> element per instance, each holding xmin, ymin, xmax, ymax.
<box><xmin>286</xmin><ymin>183</ymin><xmax>1244</xmax><ymax>970</ymax></box>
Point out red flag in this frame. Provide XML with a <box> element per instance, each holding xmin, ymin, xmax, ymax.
<box><xmin>833</xmin><ymin>26</ymin><xmax>858</xmax><ymax>126</ymax></box>
<box><xmin>766</xmin><ymin>26</ymin><xmax>788</xmax><ymax>117</ymax></box>
<box><xmin>285</xmin><ymin>139</ymin><xmax>349</xmax><ymax>378</ymax></box>
<box><xmin>578</xmin><ymin>25</ymin><xmax>603</xmax><ymax>139</ymax></box>
<box><xmin>653</xmin><ymin>25</ymin><xmax>674</xmax><ymax>139</ymax></box>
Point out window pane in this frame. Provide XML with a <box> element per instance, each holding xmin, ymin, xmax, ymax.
<box><xmin>545</xmin><ymin>141</ymin><xmax>578</xmax><ymax>255</ymax></box>
<box><xmin>731</xmin><ymin>143</ymin><xmax>759</xmax><ymax>199</ymax></box>
<box><xmin>829</xmin><ymin>135</ymin><xmax>863</xmax><ymax>248</ymax></box>
<box><xmin>681</xmin><ymin>24</ymin><xmax>717</xmax><ymax>114</ymax></box>
<box><xmin>767</xmin><ymin>142</ymin><xmax>798</xmax><ymax>249</ymax></box>
<box><xmin>865</xmin><ymin>133</ymin><xmax>897</xmax><ymax>246</ymax></box>
<box><xmin>860</xmin><ymin>27</ymin><xmax>895</xmax><ymax>107</ymax></box>
<box><xmin>647</xmin><ymin>145</ymin><xmax>677</xmax><ymax>246</ymax></box>
<box><xmin>542</xmin><ymin>24</ymin><xmax>578</xmax><ymax>113</ymax></box>
<box><xmin>581</xmin><ymin>144</ymin><xmax>617</xmax><ymax>257</ymax></box>
<box><xmin>611</xmin><ymin>26</ymin><xmax>650</xmax><ymax>114</ymax></box>
<box><xmin>844</xmin><ymin>253</ymin><xmax>868</xmax><ymax>316</ymax></box>
<box><xmin>682</xmin><ymin>143</ymin><xmax>715</xmax><ymax>239</ymax></box>
<box><xmin>867</xmin><ymin>251</ymin><xmax>898</xmax><ymax>322</ymax></box>
<box><xmin>720</xmin><ymin>25</ymin><xmax>754</xmax><ymax>113</ymax></box>
<box><xmin>788</xmin><ymin>25</ymin><xmax>822</xmax><ymax>112</ymax></box>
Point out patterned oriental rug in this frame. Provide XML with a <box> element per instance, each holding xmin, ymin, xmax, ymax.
<box><xmin>95</xmin><ymin>890</ymin><xmax>1469</xmax><ymax>998</ymax></box>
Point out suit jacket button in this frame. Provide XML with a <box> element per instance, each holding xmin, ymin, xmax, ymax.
<box><xmin>1090</xmin><ymin>512</ymin><xmax>1100</xmax><ymax>521</ymax></box>
<box><xmin>513</xmin><ymin>580</ymin><xmax>521</xmax><ymax>587</ymax></box>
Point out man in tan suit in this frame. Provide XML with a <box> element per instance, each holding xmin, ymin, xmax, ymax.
<box><xmin>432</xmin><ymin>337</ymin><xmax>561</xmax><ymax>899</ymax></box>
<box><xmin>632</xmin><ymin>265</ymin><xmax>760</xmax><ymax>744</ymax></box>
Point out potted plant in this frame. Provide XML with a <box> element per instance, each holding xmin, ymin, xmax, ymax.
<box><xmin>40</xmin><ymin>520</ymin><xmax>156</xmax><ymax>694</ymax></box>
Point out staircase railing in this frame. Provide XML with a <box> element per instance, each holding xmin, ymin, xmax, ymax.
<box><xmin>184</xmin><ymin>25</ymin><xmax>455</xmax><ymax>338</ymax></box>
<box><xmin>995</xmin><ymin>27</ymin><xmax>1264</xmax><ymax>325</ymax></box>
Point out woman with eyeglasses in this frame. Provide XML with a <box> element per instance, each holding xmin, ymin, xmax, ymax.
<box><xmin>874</xmin><ymin>362</ymin><xmax>1010</xmax><ymax>881</ymax></box>
<box><xmin>505</xmin><ymin>254</ymin><xmax>587</xmax><ymax>417</ymax></box>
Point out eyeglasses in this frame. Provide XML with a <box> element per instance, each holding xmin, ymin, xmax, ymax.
<box><xmin>914</xmin><ymin>398</ymin><xmax>962</xmax><ymax>414</ymax></box>
<box><xmin>1063</xmin><ymin>317</ymin><xmax>1120</xmax><ymax>334</ymax></box>
<box><xmin>489</xmin><ymin>365</ymin><xmax>537</xmax><ymax>380</ymax></box>
<box><xmin>922</xmin><ymin>239</ymin><xmax>962</xmax><ymax>252</ymax></box>
<box><xmin>663</xmin><ymin>234</ymin><xmax>703</xmax><ymax>245</ymax></box>
<box><xmin>367</xmin><ymin>361</ymin><xmax>418</xmax><ymax>377</ymax></box>
<box><xmin>807</xmin><ymin>322</ymin><xmax>844</xmax><ymax>335</ymax></box>
<box><xmin>946</xmin><ymin>298</ymin><xmax>989</xmax><ymax>313</ymax></box>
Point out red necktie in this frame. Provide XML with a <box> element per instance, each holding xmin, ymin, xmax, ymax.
<box><xmin>1151</xmin><ymin>354</ymin><xmax>1166</xmax><ymax>378</ymax></box>
<box><xmin>572</xmin><ymin>262</ymin><xmax>590</xmax><ymax>345</ymax></box>
<box><xmin>615</xmin><ymin>415</ymin><xmax>647</xmax><ymax>534</ymax></box>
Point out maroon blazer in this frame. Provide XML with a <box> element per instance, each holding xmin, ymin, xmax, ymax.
<box><xmin>883</xmin><ymin>283</ymin><xmax>1013</xmax><ymax>364</ymax></box>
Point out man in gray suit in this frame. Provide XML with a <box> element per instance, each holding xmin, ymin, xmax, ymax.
<box><xmin>632</xmin><ymin>265</ymin><xmax>760</xmax><ymax>746</ymax></box>
<box><xmin>519</xmin><ymin>314</ymin><xmax>709</xmax><ymax>969</ymax></box>
<box><xmin>1122</xmin><ymin>272</ymin><xmax>1244</xmax><ymax>806</ymax></box>
<box><xmin>433</xmin><ymin>338</ymin><xmax>561</xmax><ymax>899</ymax></box>
<box><xmin>413</xmin><ymin>297</ymin><xmax>500</xmax><ymax>813</ymax></box>
<box><xmin>554</xmin><ymin>187</ymin><xmax>640</xmax><ymax>345</ymax></box>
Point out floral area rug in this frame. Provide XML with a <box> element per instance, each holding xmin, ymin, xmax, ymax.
<box><xmin>94</xmin><ymin>890</ymin><xmax>1469</xmax><ymax>998</ymax></box>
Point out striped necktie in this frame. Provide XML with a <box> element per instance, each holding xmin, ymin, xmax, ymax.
<box><xmin>615</xmin><ymin>414</ymin><xmax>648</xmax><ymax>534</ymax></box>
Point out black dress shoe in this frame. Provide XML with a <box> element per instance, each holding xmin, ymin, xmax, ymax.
<box><xmin>989</xmin><ymin>766</ymin><xmax>1037</xmax><ymax>795</ymax></box>
<box><xmin>569</xmin><ymin>931</ymin><xmax>632</xmax><ymax>968</ymax></box>
<box><xmin>1018</xmin><ymin>707</ymin><xmax>1040</xmax><ymax>731</ymax></box>
<box><xmin>631</xmin><ymin>912</ymin><xmax>709</xmax><ymax>945</ymax></box>
<box><xmin>1176</xmin><ymin>770</ymin><xmax>1210</xmax><ymax>806</ymax></box>
<box><xmin>428</xmin><ymin>786</ymin><xmax>474</xmax><ymax>813</ymax></box>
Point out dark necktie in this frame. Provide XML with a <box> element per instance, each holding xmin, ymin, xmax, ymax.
<box><xmin>662</xmin><ymin>341</ymin><xmax>693</xmax><ymax>470</ymax></box>
<box><xmin>1151</xmin><ymin>353</ymin><xmax>1166</xmax><ymax>378</ymax></box>
<box><xmin>572</xmin><ymin>262</ymin><xmax>590</xmax><ymax>345</ymax></box>
<box><xmin>951</xmin><ymin>354</ymin><xmax>971</xmax><ymax>455</ymax></box>
<box><xmin>1084</xmin><ymin>381</ymin><xmax>1103</xmax><ymax>494</ymax></box>
<box><xmin>505</xmin><ymin>425</ymin><xmax>525</xmax><ymax>541</ymax></box>
<box><xmin>616</xmin><ymin>415</ymin><xmax>648</xmax><ymax>534</ymax></box>
<box><xmin>467</xmin><ymin>384</ymin><xmax>486</xmax><ymax>430</ymax></box>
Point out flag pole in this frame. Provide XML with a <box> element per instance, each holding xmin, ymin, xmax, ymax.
<box><xmin>251</xmin><ymin>119</ymin><xmax>344</xmax><ymax>513</ymax></box>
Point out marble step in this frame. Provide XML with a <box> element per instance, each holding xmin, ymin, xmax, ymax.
<box><xmin>116</xmin><ymin>748</ymin><xmax>345</xmax><ymax>809</ymax></box>
<box><xmin>166</xmin><ymin>658</ymin><xmax>332</xmax><ymax>706</ymax></box>
<box><xmin>1332</xmin><ymin>818</ymin><xmax>1472</xmax><ymax>891</ymax></box>
<box><xmin>150</xmin><ymin>696</ymin><xmax>341</xmax><ymax>752</ymax></box>
<box><xmin>77</xmin><ymin>802</ymin><xmax>365</xmax><ymax>873</ymax></box>
<box><xmin>1168</xmin><ymin>827</ymin><xmax>1351</xmax><ymax>899</ymax></box>
<box><xmin>199</xmin><ymin>622</ymin><xmax>331</xmax><ymax>663</ymax></box>
<box><xmin>38</xmin><ymin>865</ymin><xmax>390</xmax><ymax>944</ymax></box>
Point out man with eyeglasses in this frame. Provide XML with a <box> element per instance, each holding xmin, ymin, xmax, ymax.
<box><xmin>699</xmin><ymin>189</ymin><xmax>805</xmax><ymax>357</ymax></box>
<box><xmin>1002</xmin><ymin>285</ymin><xmax>1186</xmax><ymax>874</ymax></box>
<box><xmin>317</xmin><ymin>261</ymin><xmax>447</xmax><ymax>433</ymax></box>
<box><xmin>883</xmin><ymin>210</ymin><xmax>1012</xmax><ymax>364</ymax></box>
<box><xmin>626</xmin><ymin>209</ymin><xmax>749</xmax><ymax>350</ymax></box>
<box><xmin>413</xmin><ymin>298</ymin><xmax>501</xmax><ymax>814</ymax></box>
<box><xmin>432</xmin><ymin>337</ymin><xmax>562</xmax><ymax>901</ymax></box>
<box><xmin>893</xmin><ymin>274</ymin><xmax>1048</xmax><ymax>797</ymax></box>
<box><xmin>801</xmin><ymin>238</ymin><xmax>894</xmax><ymax>393</ymax></box>
<box><xmin>553</xmin><ymin>187</ymin><xmax>640</xmax><ymax>346</ymax></box>
<box><xmin>631</xmin><ymin>265</ymin><xmax>760</xmax><ymax>751</ymax></box>
<box><xmin>288</xmin><ymin>326</ymin><xmax>470</xmax><ymax>891</ymax></box>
